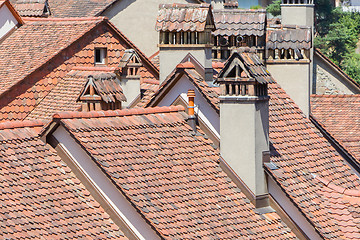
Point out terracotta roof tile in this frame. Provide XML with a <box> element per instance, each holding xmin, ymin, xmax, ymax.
<box><xmin>155</xmin><ymin>3</ymin><xmax>213</xmax><ymax>32</ymax></box>
<box><xmin>213</xmin><ymin>9</ymin><xmax>266</xmax><ymax>36</ymax></box>
<box><xmin>311</xmin><ymin>94</ymin><xmax>360</xmax><ymax>164</ymax></box>
<box><xmin>54</xmin><ymin>106</ymin><xmax>297</xmax><ymax>239</ymax></box>
<box><xmin>149</xmin><ymin>51</ymin><xmax>160</xmax><ymax>69</ymax></box>
<box><xmin>0</xmin><ymin>123</ymin><xmax>127</xmax><ymax>239</ymax></box>
<box><xmin>13</xmin><ymin>0</ymin><xmax>47</xmax><ymax>17</ymax></box>
<box><xmin>267</xmin><ymin>84</ymin><xmax>360</xmax><ymax>239</ymax></box>
<box><xmin>26</xmin><ymin>69</ymin><xmax>121</xmax><ymax>121</ymax></box>
<box><xmin>0</xmin><ymin>18</ymin><xmax>158</xmax><ymax>122</ymax></box>
<box><xmin>266</xmin><ymin>25</ymin><xmax>312</xmax><ymax>50</ymax></box>
<box><xmin>0</xmin><ymin>17</ymin><xmax>104</xmax><ymax>97</ymax></box>
<box><xmin>146</xmin><ymin>55</ymin><xmax>360</xmax><ymax>238</ymax></box>
<box><xmin>10</xmin><ymin>0</ymin><xmax>116</xmax><ymax>17</ymax></box>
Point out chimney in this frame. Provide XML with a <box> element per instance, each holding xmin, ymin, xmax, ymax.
<box><xmin>265</xmin><ymin>0</ymin><xmax>314</xmax><ymax>117</ymax></box>
<box><xmin>216</xmin><ymin>52</ymin><xmax>272</xmax><ymax>208</ymax></box>
<box><xmin>187</xmin><ymin>89</ymin><xmax>197</xmax><ymax>132</ymax></box>
<box><xmin>156</xmin><ymin>3</ymin><xmax>215</xmax><ymax>83</ymax></box>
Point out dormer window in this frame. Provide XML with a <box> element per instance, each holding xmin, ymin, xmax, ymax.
<box><xmin>119</xmin><ymin>49</ymin><xmax>142</xmax><ymax>78</ymax></box>
<box><xmin>78</xmin><ymin>73</ymin><xmax>126</xmax><ymax>112</ymax></box>
<box><xmin>95</xmin><ymin>48</ymin><xmax>107</xmax><ymax>65</ymax></box>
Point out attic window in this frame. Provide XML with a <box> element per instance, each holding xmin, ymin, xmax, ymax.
<box><xmin>95</xmin><ymin>48</ymin><xmax>107</xmax><ymax>65</ymax></box>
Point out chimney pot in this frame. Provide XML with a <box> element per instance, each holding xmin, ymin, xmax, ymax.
<box><xmin>187</xmin><ymin>89</ymin><xmax>197</xmax><ymax>132</ymax></box>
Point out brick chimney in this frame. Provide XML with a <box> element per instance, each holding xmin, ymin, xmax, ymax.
<box><xmin>216</xmin><ymin>52</ymin><xmax>273</xmax><ymax>208</ymax></box>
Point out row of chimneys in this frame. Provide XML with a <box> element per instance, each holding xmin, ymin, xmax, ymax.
<box><xmin>183</xmin><ymin>2</ymin><xmax>314</xmax><ymax>209</ymax></box>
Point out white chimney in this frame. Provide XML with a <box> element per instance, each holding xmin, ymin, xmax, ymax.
<box><xmin>156</xmin><ymin>3</ymin><xmax>215</xmax><ymax>83</ymax></box>
<box><xmin>216</xmin><ymin>52</ymin><xmax>272</xmax><ymax>208</ymax></box>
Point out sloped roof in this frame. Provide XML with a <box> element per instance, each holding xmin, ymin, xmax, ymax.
<box><xmin>51</xmin><ymin>106</ymin><xmax>297</xmax><ymax>239</ymax></box>
<box><xmin>146</xmin><ymin>57</ymin><xmax>360</xmax><ymax>239</ymax></box>
<box><xmin>0</xmin><ymin>121</ymin><xmax>127</xmax><ymax>239</ymax></box>
<box><xmin>155</xmin><ymin>3</ymin><xmax>214</xmax><ymax>32</ymax></box>
<box><xmin>267</xmin><ymin>84</ymin><xmax>360</xmax><ymax>239</ymax></box>
<box><xmin>13</xmin><ymin>0</ymin><xmax>47</xmax><ymax>17</ymax></box>
<box><xmin>266</xmin><ymin>25</ymin><xmax>312</xmax><ymax>49</ymax></box>
<box><xmin>88</xmin><ymin>72</ymin><xmax>126</xmax><ymax>102</ymax></box>
<box><xmin>10</xmin><ymin>0</ymin><xmax>116</xmax><ymax>17</ymax></box>
<box><xmin>0</xmin><ymin>17</ymin><xmax>104</xmax><ymax>97</ymax></box>
<box><xmin>0</xmin><ymin>17</ymin><xmax>158</xmax><ymax>122</ymax></box>
<box><xmin>311</xmin><ymin>94</ymin><xmax>360</xmax><ymax>164</ymax></box>
<box><xmin>26</xmin><ymin>68</ymin><xmax>121</xmax><ymax>121</ymax></box>
<box><xmin>213</xmin><ymin>9</ymin><xmax>266</xmax><ymax>36</ymax></box>
<box><xmin>217</xmin><ymin>52</ymin><xmax>275</xmax><ymax>84</ymax></box>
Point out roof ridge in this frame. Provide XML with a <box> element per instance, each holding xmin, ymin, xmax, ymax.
<box><xmin>53</xmin><ymin>106</ymin><xmax>185</xmax><ymax>120</ymax></box>
<box><xmin>0</xmin><ymin>120</ymin><xmax>44</xmax><ymax>130</ymax></box>
<box><xmin>22</xmin><ymin>16</ymin><xmax>106</xmax><ymax>22</ymax></box>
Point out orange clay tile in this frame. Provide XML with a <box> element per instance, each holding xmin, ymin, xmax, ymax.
<box><xmin>0</xmin><ymin>122</ymin><xmax>127</xmax><ymax>239</ymax></box>
<box><xmin>51</xmin><ymin>106</ymin><xmax>297</xmax><ymax>239</ymax></box>
<box><xmin>0</xmin><ymin>17</ymin><xmax>158</xmax><ymax>122</ymax></box>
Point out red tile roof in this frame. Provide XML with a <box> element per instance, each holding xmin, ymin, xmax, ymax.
<box><xmin>213</xmin><ymin>9</ymin><xmax>266</xmax><ymax>36</ymax></box>
<box><xmin>10</xmin><ymin>0</ymin><xmax>116</xmax><ymax>17</ymax></box>
<box><xmin>266</xmin><ymin>25</ymin><xmax>312</xmax><ymax>50</ymax></box>
<box><xmin>146</xmin><ymin>54</ymin><xmax>360</xmax><ymax>239</ymax></box>
<box><xmin>13</xmin><ymin>0</ymin><xmax>47</xmax><ymax>17</ymax></box>
<box><xmin>0</xmin><ymin>17</ymin><xmax>104</xmax><ymax>97</ymax></box>
<box><xmin>0</xmin><ymin>17</ymin><xmax>158</xmax><ymax>122</ymax></box>
<box><xmin>267</xmin><ymin>84</ymin><xmax>360</xmax><ymax>239</ymax></box>
<box><xmin>311</xmin><ymin>94</ymin><xmax>360</xmax><ymax>164</ymax></box>
<box><xmin>149</xmin><ymin>51</ymin><xmax>160</xmax><ymax>69</ymax></box>
<box><xmin>155</xmin><ymin>3</ymin><xmax>213</xmax><ymax>32</ymax></box>
<box><xmin>26</xmin><ymin>69</ymin><xmax>120</xmax><ymax>121</ymax></box>
<box><xmin>51</xmin><ymin>106</ymin><xmax>297</xmax><ymax>239</ymax></box>
<box><xmin>0</xmin><ymin>122</ymin><xmax>127</xmax><ymax>239</ymax></box>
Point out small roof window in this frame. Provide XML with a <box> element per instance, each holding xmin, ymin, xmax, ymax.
<box><xmin>95</xmin><ymin>48</ymin><xmax>107</xmax><ymax>65</ymax></box>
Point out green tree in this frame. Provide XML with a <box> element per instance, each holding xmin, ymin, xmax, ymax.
<box><xmin>341</xmin><ymin>53</ymin><xmax>360</xmax><ymax>82</ymax></box>
<box><xmin>266</xmin><ymin>0</ymin><xmax>281</xmax><ymax>17</ymax></box>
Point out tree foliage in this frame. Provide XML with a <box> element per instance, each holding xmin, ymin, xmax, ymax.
<box><xmin>266</xmin><ymin>0</ymin><xmax>281</xmax><ymax>17</ymax></box>
<box><xmin>314</xmin><ymin>1</ymin><xmax>360</xmax><ymax>83</ymax></box>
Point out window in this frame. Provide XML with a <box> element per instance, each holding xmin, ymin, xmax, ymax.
<box><xmin>95</xmin><ymin>48</ymin><xmax>107</xmax><ymax>65</ymax></box>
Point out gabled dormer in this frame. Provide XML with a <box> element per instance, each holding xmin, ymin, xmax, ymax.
<box><xmin>79</xmin><ymin>72</ymin><xmax>126</xmax><ymax>112</ymax></box>
<box><xmin>119</xmin><ymin>49</ymin><xmax>142</xmax><ymax>78</ymax></box>
<box><xmin>216</xmin><ymin>51</ymin><xmax>272</xmax><ymax>97</ymax></box>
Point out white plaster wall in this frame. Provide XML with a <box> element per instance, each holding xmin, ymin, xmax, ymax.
<box><xmin>157</xmin><ymin>75</ymin><xmax>220</xmax><ymax>135</ymax></box>
<box><xmin>102</xmin><ymin>0</ymin><xmax>199</xmax><ymax>57</ymax></box>
<box><xmin>53</xmin><ymin>126</ymin><xmax>161</xmax><ymax>240</ymax></box>
<box><xmin>314</xmin><ymin>54</ymin><xmax>360</xmax><ymax>94</ymax></box>
<box><xmin>159</xmin><ymin>47</ymin><xmax>212</xmax><ymax>83</ymax></box>
<box><xmin>281</xmin><ymin>5</ymin><xmax>314</xmax><ymax>27</ymax></box>
<box><xmin>0</xmin><ymin>4</ymin><xmax>18</xmax><ymax>40</ymax></box>
<box><xmin>268</xmin><ymin>178</ymin><xmax>323</xmax><ymax>240</ymax></box>
<box><xmin>267</xmin><ymin>63</ymin><xmax>310</xmax><ymax>116</ymax></box>
<box><xmin>220</xmin><ymin>98</ymin><xmax>268</xmax><ymax>196</ymax></box>
<box><xmin>120</xmin><ymin>77</ymin><xmax>140</xmax><ymax>108</ymax></box>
